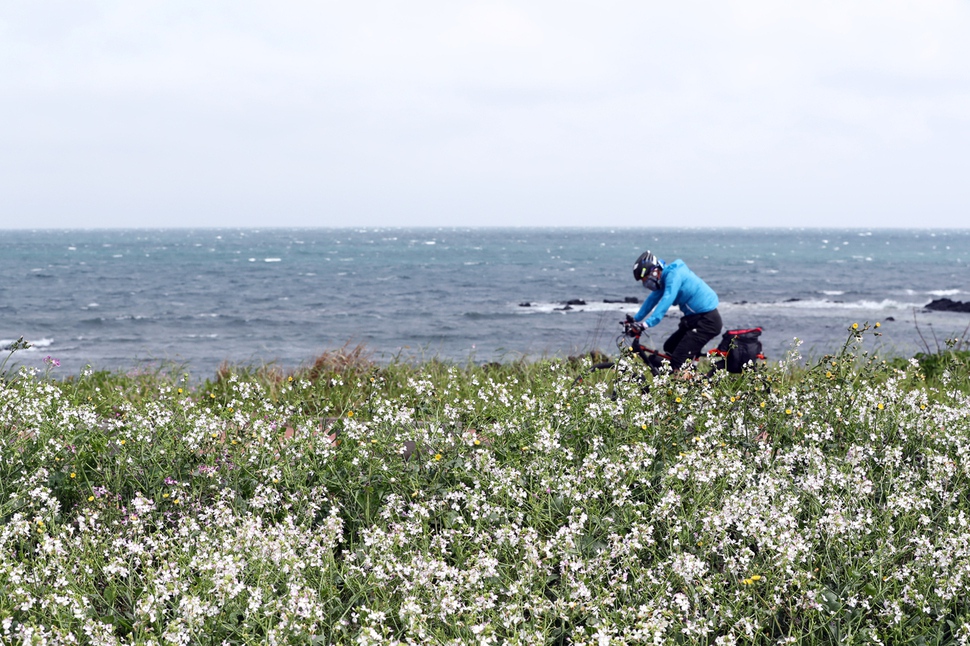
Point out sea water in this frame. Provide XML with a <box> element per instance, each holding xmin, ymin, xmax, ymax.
<box><xmin>2</xmin><ymin>228</ymin><xmax>969</xmax><ymax>378</ymax></box>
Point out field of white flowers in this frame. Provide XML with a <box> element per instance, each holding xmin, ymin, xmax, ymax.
<box><xmin>3</xmin><ymin>327</ymin><xmax>970</xmax><ymax>645</ymax></box>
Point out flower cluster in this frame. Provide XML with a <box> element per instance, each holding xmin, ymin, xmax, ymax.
<box><xmin>2</xmin><ymin>332</ymin><xmax>970</xmax><ymax>644</ymax></box>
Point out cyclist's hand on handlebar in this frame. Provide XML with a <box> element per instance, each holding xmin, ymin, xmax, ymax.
<box><xmin>622</xmin><ymin>317</ymin><xmax>644</xmax><ymax>337</ymax></box>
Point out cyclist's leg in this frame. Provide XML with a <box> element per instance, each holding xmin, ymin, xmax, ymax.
<box><xmin>663</xmin><ymin>323</ymin><xmax>688</xmax><ymax>356</ymax></box>
<box><xmin>636</xmin><ymin>348</ymin><xmax>666</xmax><ymax>376</ymax></box>
<box><xmin>667</xmin><ymin>310</ymin><xmax>722</xmax><ymax>370</ymax></box>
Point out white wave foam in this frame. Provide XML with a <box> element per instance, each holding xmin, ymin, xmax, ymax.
<box><xmin>769</xmin><ymin>298</ymin><xmax>918</xmax><ymax>310</ymax></box>
<box><xmin>514</xmin><ymin>301</ymin><xmax>639</xmax><ymax>315</ymax></box>
<box><xmin>821</xmin><ymin>290</ymin><xmax>845</xmax><ymax>296</ymax></box>
<box><xmin>927</xmin><ymin>289</ymin><xmax>961</xmax><ymax>297</ymax></box>
<box><xmin>264</xmin><ymin>258</ymin><xmax>281</xmax><ymax>262</ymax></box>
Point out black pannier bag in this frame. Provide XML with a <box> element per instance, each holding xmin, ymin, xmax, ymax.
<box><xmin>708</xmin><ymin>327</ymin><xmax>764</xmax><ymax>373</ymax></box>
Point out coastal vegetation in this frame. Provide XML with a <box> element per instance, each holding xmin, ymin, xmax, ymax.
<box><xmin>2</xmin><ymin>324</ymin><xmax>970</xmax><ymax>645</ymax></box>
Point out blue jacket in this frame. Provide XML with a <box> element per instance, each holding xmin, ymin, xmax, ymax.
<box><xmin>633</xmin><ymin>259</ymin><xmax>719</xmax><ymax>327</ymax></box>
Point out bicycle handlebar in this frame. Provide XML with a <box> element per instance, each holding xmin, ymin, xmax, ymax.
<box><xmin>621</xmin><ymin>318</ymin><xmax>646</xmax><ymax>338</ymax></box>
<box><xmin>619</xmin><ymin>319</ymin><xmax>673</xmax><ymax>361</ymax></box>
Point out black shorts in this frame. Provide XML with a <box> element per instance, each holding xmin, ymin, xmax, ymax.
<box><xmin>660</xmin><ymin>309</ymin><xmax>723</xmax><ymax>372</ymax></box>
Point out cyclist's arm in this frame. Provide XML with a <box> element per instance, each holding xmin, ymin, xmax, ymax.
<box><xmin>644</xmin><ymin>270</ymin><xmax>682</xmax><ymax>327</ymax></box>
<box><xmin>633</xmin><ymin>290</ymin><xmax>661</xmax><ymax>323</ymax></box>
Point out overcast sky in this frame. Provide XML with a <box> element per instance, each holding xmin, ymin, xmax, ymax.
<box><xmin>2</xmin><ymin>1</ymin><xmax>969</xmax><ymax>229</ymax></box>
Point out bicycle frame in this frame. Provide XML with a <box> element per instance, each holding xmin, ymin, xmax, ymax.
<box><xmin>575</xmin><ymin>320</ymin><xmax>682</xmax><ymax>388</ymax></box>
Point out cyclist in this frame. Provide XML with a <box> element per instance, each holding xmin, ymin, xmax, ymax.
<box><xmin>630</xmin><ymin>251</ymin><xmax>722</xmax><ymax>375</ymax></box>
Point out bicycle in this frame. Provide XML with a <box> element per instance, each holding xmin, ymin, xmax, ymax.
<box><xmin>574</xmin><ymin>318</ymin><xmax>766</xmax><ymax>396</ymax></box>
<box><xmin>572</xmin><ymin>318</ymin><xmax>685</xmax><ymax>396</ymax></box>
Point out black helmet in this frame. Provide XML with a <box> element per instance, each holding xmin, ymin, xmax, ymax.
<box><xmin>633</xmin><ymin>251</ymin><xmax>659</xmax><ymax>281</ymax></box>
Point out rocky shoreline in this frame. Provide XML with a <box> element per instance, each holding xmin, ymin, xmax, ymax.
<box><xmin>925</xmin><ymin>298</ymin><xmax>970</xmax><ymax>313</ymax></box>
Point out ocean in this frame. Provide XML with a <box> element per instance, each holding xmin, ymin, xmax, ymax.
<box><xmin>2</xmin><ymin>228</ymin><xmax>969</xmax><ymax>378</ymax></box>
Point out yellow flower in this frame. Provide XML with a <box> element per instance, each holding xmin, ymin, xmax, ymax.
<box><xmin>785</xmin><ymin>408</ymin><xmax>792</xmax><ymax>415</ymax></box>
<box><xmin>675</xmin><ymin>397</ymin><xmax>682</xmax><ymax>403</ymax></box>
<box><xmin>877</xmin><ymin>403</ymin><xmax>884</xmax><ymax>410</ymax></box>
<box><xmin>826</xmin><ymin>371</ymin><xmax>833</xmax><ymax>379</ymax></box>
<box><xmin>347</xmin><ymin>411</ymin><xmax>354</xmax><ymax>418</ymax></box>
<box><xmin>119</xmin><ymin>439</ymin><xmax>125</xmax><ymax>445</ymax></box>
<box><xmin>750</xmin><ymin>574</ymin><xmax>761</xmax><ymax>581</ymax></box>
<box><xmin>163</xmin><ymin>493</ymin><xmax>169</xmax><ymax>498</ymax></box>
<box><xmin>70</xmin><ymin>472</ymin><xmax>76</xmax><ymax>479</ymax></box>
<box><xmin>288</xmin><ymin>376</ymin><xmax>293</xmax><ymax>382</ymax></box>
<box><xmin>875</xmin><ymin>322</ymin><xmax>881</xmax><ymax>328</ymax></box>
<box><xmin>641</xmin><ymin>424</ymin><xmax>647</xmax><ymax>430</ymax></box>
<box><xmin>852</xmin><ymin>322</ymin><xmax>859</xmax><ymax>330</ymax></box>
<box><xmin>210</xmin><ymin>393</ymin><xmax>216</xmax><ymax>399</ymax></box>
<box><xmin>434</xmin><ymin>453</ymin><xmax>443</xmax><ymax>461</ymax></box>
<box><xmin>760</xmin><ymin>402</ymin><xmax>765</xmax><ymax>408</ymax></box>
<box><xmin>88</xmin><ymin>496</ymin><xmax>95</xmax><ymax>502</ymax></box>
<box><xmin>177</xmin><ymin>388</ymin><xmax>183</xmax><ymax>394</ymax></box>
<box><xmin>730</xmin><ymin>396</ymin><xmax>736</xmax><ymax>403</ymax></box>
<box><xmin>473</xmin><ymin>439</ymin><xmax>481</xmax><ymax>446</ymax></box>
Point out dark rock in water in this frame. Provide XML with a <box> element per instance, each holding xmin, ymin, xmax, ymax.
<box><xmin>925</xmin><ymin>298</ymin><xmax>970</xmax><ymax>313</ymax></box>
<box><xmin>734</xmin><ymin>300</ymin><xmax>748</xmax><ymax>305</ymax></box>
<box><xmin>555</xmin><ymin>305</ymin><xmax>573</xmax><ymax>311</ymax></box>
<box><xmin>518</xmin><ymin>302</ymin><xmax>531</xmax><ymax>307</ymax></box>
<box><xmin>603</xmin><ymin>296</ymin><xmax>640</xmax><ymax>304</ymax></box>
<box><xmin>784</xmin><ymin>298</ymin><xmax>801</xmax><ymax>303</ymax></box>
<box><xmin>562</xmin><ymin>299</ymin><xmax>586</xmax><ymax>306</ymax></box>
<box><xmin>885</xmin><ymin>316</ymin><xmax>895</xmax><ymax>322</ymax></box>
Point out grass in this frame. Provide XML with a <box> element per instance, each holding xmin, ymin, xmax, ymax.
<box><xmin>2</xmin><ymin>324</ymin><xmax>970</xmax><ymax>645</ymax></box>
